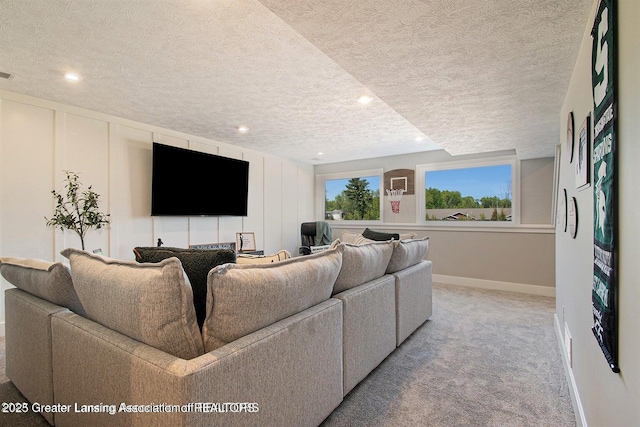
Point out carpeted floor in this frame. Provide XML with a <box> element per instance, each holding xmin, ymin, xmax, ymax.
<box><xmin>0</xmin><ymin>283</ymin><xmax>575</xmax><ymax>427</ymax></box>
<box><xmin>321</xmin><ymin>283</ymin><xmax>575</xmax><ymax>427</ymax></box>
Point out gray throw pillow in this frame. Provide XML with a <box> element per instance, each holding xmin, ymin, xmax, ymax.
<box><xmin>61</xmin><ymin>248</ymin><xmax>204</xmax><ymax>360</ymax></box>
<box><xmin>0</xmin><ymin>257</ymin><xmax>86</xmax><ymax>316</ymax></box>
<box><xmin>339</xmin><ymin>232</ymin><xmax>375</xmax><ymax>245</ymax></box>
<box><xmin>202</xmin><ymin>247</ymin><xmax>343</xmax><ymax>351</ymax></box>
<box><xmin>386</xmin><ymin>237</ymin><xmax>430</xmax><ymax>273</ymax></box>
<box><xmin>332</xmin><ymin>241</ymin><xmax>394</xmax><ymax>294</ymax></box>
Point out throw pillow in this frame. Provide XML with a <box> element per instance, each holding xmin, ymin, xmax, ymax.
<box><xmin>0</xmin><ymin>257</ymin><xmax>86</xmax><ymax>316</ymax></box>
<box><xmin>362</xmin><ymin>228</ymin><xmax>400</xmax><ymax>241</ymax></box>
<box><xmin>386</xmin><ymin>237</ymin><xmax>430</xmax><ymax>274</ymax></box>
<box><xmin>202</xmin><ymin>246</ymin><xmax>343</xmax><ymax>351</ymax></box>
<box><xmin>399</xmin><ymin>232</ymin><xmax>417</xmax><ymax>240</ymax></box>
<box><xmin>332</xmin><ymin>241</ymin><xmax>394</xmax><ymax>294</ymax></box>
<box><xmin>339</xmin><ymin>231</ymin><xmax>375</xmax><ymax>245</ymax></box>
<box><xmin>133</xmin><ymin>247</ymin><xmax>236</xmax><ymax>330</ymax></box>
<box><xmin>353</xmin><ymin>234</ymin><xmax>375</xmax><ymax>245</ymax></box>
<box><xmin>61</xmin><ymin>248</ymin><xmax>204</xmax><ymax>360</ymax></box>
<box><xmin>339</xmin><ymin>231</ymin><xmax>360</xmax><ymax>244</ymax></box>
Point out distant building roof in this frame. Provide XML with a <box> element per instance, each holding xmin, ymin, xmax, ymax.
<box><xmin>443</xmin><ymin>212</ymin><xmax>476</xmax><ymax>221</ymax></box>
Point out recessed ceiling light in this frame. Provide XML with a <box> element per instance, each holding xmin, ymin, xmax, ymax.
<box><xmin>357</xmin><ymin>95</ymin><xmax>373</xmax><ymax>105</ymax></box>
<box><xmin>415</xmin><ymin>136</ymin><xmax>425</xmax><ymax>142</ymax></box>
<box><xmin>64</xmin><ymin>72</ymin><xmax>80</xmax><ymax>82</ymax></box>
<box><xmin>317</xmin><ymin>152</ymin><xmax>324</xmax><ymax>156</ymax></box>
<box><xmin>238</xmin><ymin>125</ymin><xmax>249</xmax><ymax>133</ymax></box>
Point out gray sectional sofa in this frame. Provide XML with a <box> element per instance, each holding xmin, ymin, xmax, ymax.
<box><xmin>1</xmin><ymin>237</ymin><xmax>432</xmax><ymax>427</ymax></box>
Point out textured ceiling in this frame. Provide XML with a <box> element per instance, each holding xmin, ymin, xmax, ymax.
<box><xmin>0</xmin><ymin>0</ymin><xmax>592</xmax><ymax>164</ymax></box>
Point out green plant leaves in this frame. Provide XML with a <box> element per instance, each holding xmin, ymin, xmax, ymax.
<box><xmin>45</xmin><ymin>170</ymin><xmax>110</xmax><ymax>250</ymax></box>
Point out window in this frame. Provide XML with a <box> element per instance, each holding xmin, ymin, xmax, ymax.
<box><xmin>417</xmin><ymin>157</ymin><xmax>518</xmax><ymax>225</ymax></box>
<box><xmin>316</xmin><ymin>169</ymin><xmax>383</xmax><ymax>222</ymax></box>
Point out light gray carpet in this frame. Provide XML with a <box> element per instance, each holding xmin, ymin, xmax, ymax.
<box><xmin>321</xmin><ymin>283</ymin><xmax>575</xmax><ymax>427</ymax></box>
<box><xmin>0</xmin><ymin>283</ymin><xmax>575</xmax><ymax>427</ymax></box>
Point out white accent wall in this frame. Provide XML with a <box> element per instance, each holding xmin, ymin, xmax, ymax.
<box><xmin>0</xmin><ymin>90</ymin><xmax>314</xmax><ymax>334</ymax></box>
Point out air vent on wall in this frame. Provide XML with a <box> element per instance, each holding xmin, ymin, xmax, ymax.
<box><xmin>0</xmin><ymin>71</ymin><xmax>14</xmax><ymax>80</ymax></box>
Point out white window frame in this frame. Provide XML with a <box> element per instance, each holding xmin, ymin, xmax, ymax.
<box><xmin>315</xmin><ymin>168</ymin><xmax>384</xmax><ymax>224</ymax></box>
<box><xmin>416</xmin><ymin>156</ymin><xmax>520</xmax><ymax>227</ymax></box>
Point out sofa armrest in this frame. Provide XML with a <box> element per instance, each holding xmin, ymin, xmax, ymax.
<box><xmin>51</xmin><ymin>299</ymin><xmax>343</xmax><ymax>427</ymax></box>
<box><xmin>5</xmin><ymin>288</ymin><xmax>68</xmax><ymax>425</ymax></box>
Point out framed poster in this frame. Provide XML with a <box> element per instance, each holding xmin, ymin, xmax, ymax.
<box><xmin>575</xmin><ymin>114</ymin><xmax>591</xmax><ymax>190</ymax></box>
<box><xmin>236</xmin><ymin>232</ymin><xmax>256</xmax><ymax>252</ymax></box>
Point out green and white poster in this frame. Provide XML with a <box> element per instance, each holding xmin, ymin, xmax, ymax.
<box><xmin>591</xmin><ymin>0</ymin><xmax>619</xmax><ymax>373</ymax></box>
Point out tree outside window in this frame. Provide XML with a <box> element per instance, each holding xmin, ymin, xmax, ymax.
<box><xmin>325</xmin><ymin>176</ymin><xmax>380</xmax><ymax>220</ymax></box>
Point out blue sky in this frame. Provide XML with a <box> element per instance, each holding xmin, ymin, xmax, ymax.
<box><xmin>325</xmin><ymin>165</ymin><xmax>511</xmax><ymax>201</ymax></box>
<box><xmin>325</xmin><ymin>176</ymin><xmax>380</xmax><ymax>200</ymax></box>
<box><xmin>426</xmin><ymin>165</ymin><xmax>512</xmax><ymax>200</ymax></box>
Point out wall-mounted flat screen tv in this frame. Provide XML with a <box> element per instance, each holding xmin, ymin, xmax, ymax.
<box><xmin>151</xmin><ymin>142</ymin><xmax>249</xmax><ymax>216</ymax></box>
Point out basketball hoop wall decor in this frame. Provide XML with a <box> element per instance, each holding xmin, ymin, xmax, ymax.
<box><xmin>386</xmin><ymin>188</ymin><xmax>405</xmax><ymax>213</ymax></box>
<box><xmin>383</xmin><ymin>169</ymin><xmax>415</xmax><ymax>223</ymax></box>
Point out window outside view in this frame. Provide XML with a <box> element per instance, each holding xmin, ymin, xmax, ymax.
<box><xmin>425</xmin><ymin>164</ymin><xmax>512</xmax><ymax>221</ymax></box>
<box><xmin>325</xmin><ymin>176</ymin><xmax>380</xmax><ymax>220</ymax></box>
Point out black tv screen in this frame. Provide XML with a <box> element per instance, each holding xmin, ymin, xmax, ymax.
<box><xmin>151</xmin><ymin>142</ymin><xmax>249</xmax><ymax>216</ymax></box>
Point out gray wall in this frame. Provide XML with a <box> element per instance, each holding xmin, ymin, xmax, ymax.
<box><xmin>521</xmin><ymin>157</ymin><xmax>556</xmax><ymax>224</ymax></box>
<box><xmin>556</xmin><ymin>0</ymin><xmax>640</xmax><ymax>425</ymax></box>
<box><xmin>316</xmin><ymin>150</ymin><xmax>556</xmax><ymax>292</ymax></box>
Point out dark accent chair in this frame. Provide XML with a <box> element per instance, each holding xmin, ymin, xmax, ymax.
<box><xmin>299</xmin><ymin>221</ymin><xmax>332</xmax><ymax>255</ymax></box>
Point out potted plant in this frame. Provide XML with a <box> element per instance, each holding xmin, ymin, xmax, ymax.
<box><xmin>45</xmin><ymin>170</ymin><xmax>110</xmax><ymax>250</ymax></box>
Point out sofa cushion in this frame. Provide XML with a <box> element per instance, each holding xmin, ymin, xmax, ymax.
<box><xmin>133</xmin><ymin>246</ymin><xmax>236</xmax><ymax>330</ymax></box>
<box><xmin>0</xmin><ymin>257</ymin><xmax>86</xmax><ymax>316</ymax></box>
<box><xmin>61</xmin><ymin>248</ymin><xmax>204</xmax><ymax>360</ymax></box>
<box><xmin>202</xmin><ymin>247</ymin><xmax>343</xmax><ymax>351</ymax></box>
<box><xmin>332</xmin><ymin>241</ymin><xmax>394</xmax><ymax>294</ymax></box>
<box><xmin>362</xmin><ymin>228</ymin><xmax>400</xmax><ymax>241</ymax></box>
<box><xmin>386</xmin><ymin>237</ymin><xmax>430</xmax><ymax>274</ymax></box>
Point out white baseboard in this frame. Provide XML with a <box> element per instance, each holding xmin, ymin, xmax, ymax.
<box><xmin>433</xmin><ymin>274</ymin><xmax>556</xmax><ymax>297</ymax></box>
<box><xmin>554</xmin><ymin>314</ymin><xmax>587</xmax><ymax>427</ymax></box>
